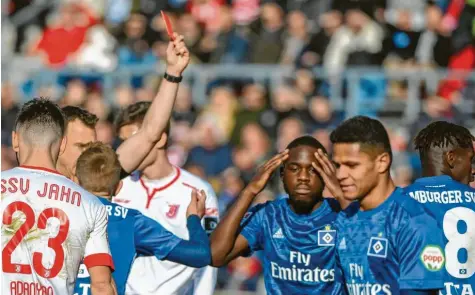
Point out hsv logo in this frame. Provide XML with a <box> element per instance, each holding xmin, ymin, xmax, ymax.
<box><xmin>166</xmin><ymin>204</ymin><xmax>180</xmax><ymax>218</ymax></box>
<box><xmin>420</xmin><ymin>245</ymin><xmax>445</xmax><ymax>271</ymax></box>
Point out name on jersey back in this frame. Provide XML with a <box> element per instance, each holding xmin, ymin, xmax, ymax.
<box><xmin>408</xmin><ymin>190</ymin><xmax>475</xmax><ymax>204</ymax></box>
<box><xmin>2</xmin><ymin>177</ymin><xmax>82</xmax><ymax>207</ymax></box>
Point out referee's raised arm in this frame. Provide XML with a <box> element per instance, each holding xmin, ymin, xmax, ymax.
<box><xmin>116</xmin><ymin>32</ymin><xmax>190</xmax><ymax>173</ymax></box>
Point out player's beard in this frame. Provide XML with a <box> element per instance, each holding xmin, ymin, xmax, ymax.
<box><xmin>284</xmin><ymin>182</ymin><xmax>324</xmax><ymax>214</ymax></box>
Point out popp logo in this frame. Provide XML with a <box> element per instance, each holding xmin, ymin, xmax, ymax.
<box><xmin>420</xmin><ymin>245</ymin><xmax>445</xmax><ymax>271</ymax></box>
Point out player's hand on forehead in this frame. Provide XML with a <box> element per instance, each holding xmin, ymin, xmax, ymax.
<box><xmin>312</xmin><ymin>149</ymin><xmax>345</xmax><ymax>204</ymax></box>
<box><xmin>245</xmin><ymin>149</ymin><xmax>289</xmax><ymax>196</ymax></box>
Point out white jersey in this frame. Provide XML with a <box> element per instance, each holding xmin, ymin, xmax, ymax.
<box><xmin>1</xmin><ymin>166</ymin><xmax>113</xmax><ymax>295</ymax></box>
<box><xmin>114</xmin><ymin>167</ymin><xmax>219</xmax><ymax>295</ymax></box>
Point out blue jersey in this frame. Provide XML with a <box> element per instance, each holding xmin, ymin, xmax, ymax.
<box><xmin>335</xmin><ymin>187</ymin><xmax>445</xmax><ymax>294</ymax></box>
<box><xmin>239</xmin><ymin>198</ymin><xmax>343</xmax><ymax>295</ymax></box>
<box><xmin>74</xmin><ymin>198</ymin><xmax>181</xmax><ymax>295</ymax></box>
<box><xmin>404</xmin><ymin>175</ymin><xmax>475</xmax><ymax>295</ymax></box>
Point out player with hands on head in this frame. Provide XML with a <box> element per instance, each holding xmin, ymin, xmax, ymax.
<box><xmin>2</xmin><ymin>98</ymin><xmax>115</xmax><ymax>295</ymax></box>
<box><xmin>330</xmin><ymin>116</ymin><xmax>444</xmax><ymax>295</ymax></box>
<box><xmin>56</xmin><ymin>32</ymin><xmax>190</xmax><ymax>181</ymax></box>
<box><xmin>210</xmin><ymin>135</ymin><xmax>345</xmax><ymax>295</ymax></box>
<box><xmin>73</xmin><ymin>142</ymin><xmax>211</xmax><ymax>295</ymax></box>
<box><xmin>404</xmin><ymin>121</ymin><xmax>475</xmax><ymax>295</ymax></box>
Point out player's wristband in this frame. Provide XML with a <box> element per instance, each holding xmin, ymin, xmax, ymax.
<box><xmin>164</xmin><ymin>72</ymin><xmax>182</xmax><ymax>83</ymax></box>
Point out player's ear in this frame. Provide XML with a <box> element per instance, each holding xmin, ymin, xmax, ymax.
<box><xmin>114</xmin><ymin>180</ymin><xmax>123</xmax><ymax>196</ymax></box>
<box><xmin>59</xmin><ymin>136</ymin><xmax>67</xmax><ymax>156</ymax></box>
<box><xmin>11</xmin><ymin>131</ymin><xmax>19</xmax><ymax>153</ymax></box>
<box><xmin>445</xmin><ymin>150</ymin><xmax>456</xmax><ymax>169</ymax></box>
<box><xmin>376</xmin><ymin>152</ymin><xmax>391</xmax><ymax>173</ymax></box>
<box><xmin>156</xmin><ymin>133</ymin><xmax>168</xmax><ymax>149</ymax></box>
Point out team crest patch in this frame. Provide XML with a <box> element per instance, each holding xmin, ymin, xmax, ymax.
<box><xmin>367</xmin><ymin>237</ymin><xmax>388</xmax><ymax>258</ymax></box>
<box><xmin>318</xmin><ymin>225</ymin><xmax>336</xmax><ymax>246</ymax></box>
<box><xmin>204</xmin><ymin>216</ymin><xmax>218</xmax><ymax>234</ymax></box>
<box><xmin>420</xmin><ymin>245</ymin><xmax>445</xmax><ymax>271</ymax></box>
<box><xmin>77</xmin><ymin>264</ymin><xmax>90</xmax><ymax>278</ymax></box>
<box><xmin>166</xmin><ymin>204</ymin><xmax>180</xmax><ymax>218</ymax></box>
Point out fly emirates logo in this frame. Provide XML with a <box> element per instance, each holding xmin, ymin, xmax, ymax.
<box><xmin>270</xmin><ymin>251</ymin><xmax>335</xmax><ymax>283</ymax></box>
<box><xmin>347</xmin><ymin>263</ymin><xmax>392</xmax><ymax>295</ymax></box>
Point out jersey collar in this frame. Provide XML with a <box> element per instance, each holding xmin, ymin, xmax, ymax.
<box><xmin>414</xmin><ymin>175</ymin><xmax>454</xmax><ymax>184</ymax></box>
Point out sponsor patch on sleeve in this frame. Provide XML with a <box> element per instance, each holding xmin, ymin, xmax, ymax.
<box><xmin>420</xmin><ymin>245</ymin><xmax>445</xmax><ymax>271</ymax></box>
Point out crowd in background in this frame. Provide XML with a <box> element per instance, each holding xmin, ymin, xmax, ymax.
<box><xmin>2</xmin><ymin>0</ymin><xmax>475</xmax><ymax>293</ymax></box>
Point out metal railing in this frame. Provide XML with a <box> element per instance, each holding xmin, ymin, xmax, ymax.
<box><xmin>11</xmin><ymin>63</ymin><xmax>475</xmax><ymax>123</ymax></box>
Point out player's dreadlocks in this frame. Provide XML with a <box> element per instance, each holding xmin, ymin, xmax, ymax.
<box><xmin>414</xmin><ymin>121</ymin><xmax>474</xmax><ymax>156</ymax></box>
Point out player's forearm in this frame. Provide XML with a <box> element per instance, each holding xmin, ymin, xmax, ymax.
<box><xmin>140</xmin><ymin>70</ymin><xmax>180</xmax><ymax>142</ymax></box>
<box><xmin>209</xmin><ymin>188</ymin><xmax>255</xmax><ymax>266</ymax></box>
<box><xmin>187</xmin><ymin>214</ymin><xmax>209</xmax><ymax>243</ymax></box>
<box><xmin>90</xmin><ymin>281</ymin><xmax>115</xmax><ymax>295</ymax></box>
<box><xmin>116</xmin><ymin>70</ymin><xmax>179</xmax><ymax>173</ymax></box>
<box><xmin>163</xmin><ymin>215</ymin><xmax>211</xmax><ymax>267</ymax></box>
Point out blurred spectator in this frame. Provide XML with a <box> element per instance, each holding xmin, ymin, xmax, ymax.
<box><xmin>173</xmin><ymin>83</ymin><xmax>197</xmax><ymax>125</ymax></box>
<box><xmin>60</xmin><ymin>79</ymin><xmax>88</xmax><ymax>107</ymax></box>
<box><xmin>312</xmin><ymin>129</ymin><xmax>332</xmax><ymax>152</ymax></box>
<box><xmin>178</xmin><ymin>13</ymin><xmax>209</xmax><ymax>63</ymax></box>
<box><xmin>188</xmin><ymin>0</ymin><xmax>226</xmax><ymax>33</ymax></box>
<box><xmin>248</xmin><ymin>3</ymin><xmax>285</xmax><ymax>63</ymax></box>
<box><xmin>1</xmin><ymin>82</ymin><xmax>20</xmax><ymax>147</ymax></box>
<box><xmin>232</xmin><ymin>147</ymin><xmax>256</xmax><ymax>184</ymax></box>
<box><xmin>104</xmin><ymin>0</ymin><xmax>132</xmax><ymax>26</ymax></box>
<box><xmin>218</xmin><ymin>167</ymin><xmax>245</xmax><ymax>214</ymax></box>
<box><xmin>187</xmin><ymin>116</ymin><xmax>233</xmax><ymax>177</ymax></box>
<box><xmin>303</xmin><ymin>96</ymin><xmax>340</xmax><ymax>132</ymax></box>
<box><xmin>408</xmin><ymin>95</ymin><xmax>467</xmax><ymax>150</ymax></box>
<box><xmin>231</xmin><ymin>83</ymin><xmax>269</xmax><ymax>145</ymax></box>
<box><xmin>271</xmin><ymin>84</ymin><xmax>306</xmax><ymax>124</ymax></box>
<box><xmin>281</xmin><ymin>11</ymin><xmax>309</xmax><ymax>65</ymax></box>
<box><xmin>198</xmin><ymin>86</ymin><xmax>239</xmax><ymax>140</ymax></box>
<box><xmin>115</xmin><ymin>85</ymin><xmax>135</xmax><ymax>108</ymax></box>
<box><xmin>184</xmin><ymin>162</ymin><xmax>208</xmax><ymax>180</ymax></box>
<box><xmin>1</xmin><ymin>145</ymin><xmax>16</xmax><ymax>171</ymax></box>
<box><xmin>231</xmin><ymin>0</ymin><xmax>260</xmax><ymax>26</ymax></box>
<box><xmin>325</xmin><ymin>7</ymin><xmax>384</xmax><ymax>75</ymax></box>
<box><xmin>276</xmin><ymin>117</ymin><xmax>305</xmax><ymax>151</ymax></box>
<box><xmin>297</xmin><ymin>10</ymin><xmax>343</xmax><ymax>69</ymax></box>
<box><xmin>9</xmin><ymin>0</ymin><xmax>50</xmax><ymax>53</ymax></box>
<box><xmin>208</xmin><ymin>6</ymin><xmax>249</xmax><ymax>64</ymax></box>
<box><xmin>384</xmin><ymin>0</ymin><xmax>429</xmax><ymax>62</ymax></box>
<box><xmin>74</xmin><ymin>25</ymin><xmax>118</xmax><ymax>71</ymax></box>
<box><xmin>84</xmin><ymin>92</ymin><xmax>110</xmax><ymax>121</ymax></box>
<box><xmin>240</xmin><ymin>123</ymin><xmax>272</xmax><ymax>165</ymax></box>
<box><xmin>117</xmin><ymin>13</ymin><xmax>157</xmax><ymax>67</ymax></box>
<box><xmin>96</xmin><ymin>120</ymin><xmax>115</xmax><ymax>146</ymax></box>
<box><xmin>29</xmin><ymin>2</ymin><xmax>97</xmax><ymax>68</ymax></box>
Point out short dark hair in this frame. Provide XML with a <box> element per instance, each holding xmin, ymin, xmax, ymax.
<box><xmin>330</xmin><ymin>116</ymin><xmax>392</xmax><ymax>160</ymax></box>
<box><xmin>114</xmin><ymin>101</ymin><xmax>170</xmax><ymax>135</ymax></box>
<box><xmin>114</xmin><ymin>101</ymin><xmax>151</xmax><ymax>133</ymax></box>
<box><xmin>15</xmin><ymin>98</ymin><xmax>66</xmax><ymax>145</ymax></box>
<box><xmin>414</xmin><ymin>121</ymin><xmax>474</xmax><ymax>157</ymax></box>
<box><xmin>76</xmin><ymin>142</ymin><xmax>121</xmax><ymax>194</ymax></box>
<box><xmin>286</xmin><ymin>135</ymin><xmax>327</xmax><ymax>153</ymax></box>
<box><xmin>62</xmin><ymin>106</ymin><xmax>98</xmax><ymax>129</ymax></box>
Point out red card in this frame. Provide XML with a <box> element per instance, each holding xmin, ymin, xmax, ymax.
<box><xmin>161</xmin><ymin>11</ymin><xmax>175</xmax><ymax>41</ymax></box>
